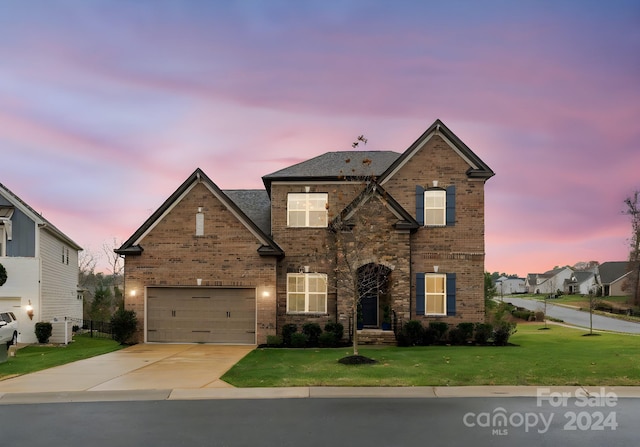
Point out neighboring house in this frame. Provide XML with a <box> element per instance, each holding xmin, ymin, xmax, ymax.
<box><xmin>494</xmin><ymin>276</ymin><xmax>525</xmax><ymax>295</ymax></box>
<box><xmin>597</xmin><ymin>262</ymin><xmax>631</xmax><ymax>296</ymax></box>
<box><xmin>116</xmin><ymin>119</ymin><xmax>495</xmax><ymax>345</ymax></box>
<box><xmin>565</xmin><ymin>270</ymin><xmax>598</xmax><ymax>295</ymax></box>
<box><xmin>524</xmin><ymin>267</ymin><xmax>574</xmax><ymax>295</ymax></box>
<box><xmin>0</xmin><ymin>183</ymin><xmax>83</xmax><ymax>343</ymax></box>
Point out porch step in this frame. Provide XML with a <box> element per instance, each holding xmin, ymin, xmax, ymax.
<box><xmin>357</xmin><ymin>329</ymin><xmax>397</xmax><ymax>346</ymax></box>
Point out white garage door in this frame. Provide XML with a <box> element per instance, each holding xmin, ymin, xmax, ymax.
<box><xmin>146</xmin><ymin>287</ymin><xmax>255</xmax><ymax>344</ymax></box>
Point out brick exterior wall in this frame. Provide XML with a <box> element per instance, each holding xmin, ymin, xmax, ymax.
<box><xmin>383</xmin><ymin>134</ymin><xmax>486</xmax><ymax>325</ymax></box>
<box><xmin>123</xmin><ymin>182</ymin><xmax>277</xmax><ymax>344</ymax></box>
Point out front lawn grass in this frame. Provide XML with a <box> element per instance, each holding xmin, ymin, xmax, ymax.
<box><xmin>222</xmin><ymin>324</ymin><xmax>640</xmax><ymax>387</ymax></box>
<box><xmin>0</xmin><ymin>334</ymin><xmax>123</xmax><ymax>380</ymax></box>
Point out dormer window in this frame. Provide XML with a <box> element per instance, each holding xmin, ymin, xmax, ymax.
<box><xmin>287</xmin><ymin>193</ymin><xmax>328</xmax><ymax>227</ymax></box>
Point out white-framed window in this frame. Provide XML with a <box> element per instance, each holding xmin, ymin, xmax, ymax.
<box><xmin>287</xmin><ymin>193</ymin><xmax>328</xmax><ymax>227</ymax></box>
<box><xmin>425</xmin><ymin>273</ymin><xmax>446</xmax><ymax>315</ymax></box>
<box><xmin>425</xmin><ymin>189</ymin><xmax>446</xmax><ymax>226</ymax></box>
<box><xmin>287</xmin><ymin>273</ymin><xmax>327</xmax><ymax>313</ymax></box>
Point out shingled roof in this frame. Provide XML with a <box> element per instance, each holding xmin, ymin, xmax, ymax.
<box><xmin>262</xmin><ymin>151</ymin><xmax>401</xmax><ymax>195</ymax></box>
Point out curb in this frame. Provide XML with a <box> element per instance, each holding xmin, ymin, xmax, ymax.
<box><xmin>2</xmin><ymin>386</ymin><xmax>640</xmax><ymax>405</ymax></box>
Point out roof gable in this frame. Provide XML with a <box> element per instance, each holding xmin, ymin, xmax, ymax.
<box><xmin>115</xmin><ymin>168</ymin><xmax>283</xmax><ymax>257</ymax></box>
<box><xmin>0</xmin><ymin>182</ymin><xmax>82</xmax><ymax>250</ymax></box>
<box><xmin>379</xmin><ymin>119</ymin><xmax>495</xmax><ymax>185</ymax></box>
<box><xmin>330</xmin><ymin>181</ymin><xmax>419</xmax><ymax>232</ymax></box>
<box><xmin>599</xmin><ymin>261</ymin><xmax>631</xmax><ymax>284</ymax></box>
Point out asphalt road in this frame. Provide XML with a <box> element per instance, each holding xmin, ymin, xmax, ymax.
<box><xmin>1</xmin><ymin>397</ymin><xmax>636</xmax><ymax>447</ymax></box>
<box><xmin>502</xmin><ymin>297</ymin><xmax>640</xmax><ymax>334</ymax></box>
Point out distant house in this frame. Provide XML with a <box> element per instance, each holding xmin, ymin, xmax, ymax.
<box><xmin>597</xmin><ymin>262</ymin><xmax>631</xmax><ymax>297</ymax></box>
<box><xmin>494</xmin><ymin>276</ymin><xmax>525</xmax><ymax>295</ymax></box>
<box><xmin>0</xmin><ymin>182</ymin><xmax>82</xmax><ymax>343</ymax></box>
<box><xmin>565</xmin><ymin>270</ymin><xmax>598</xmax><ymax>295</ymax></box>
<box><xmin>524</xmin><ymin>267</ymin><xmax>573</xmax><ymax>295</ymax></box>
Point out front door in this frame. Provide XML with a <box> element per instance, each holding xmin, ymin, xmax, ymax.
<box><xmin>357</xmin><ymin>263</ymin><xmax>391</xmax><ymax>328</ymax></box>
<box><xmin>360</xmin><ymin>292</ymin><xmax>378</xmax><ymax>327</ymax></box>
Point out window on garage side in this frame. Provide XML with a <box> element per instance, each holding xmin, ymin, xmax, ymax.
<box><xmin>287</xmin><ymin>273</ymin><xmax>327</xmax><ymax>313</ymax></box>
<box><xmin>287</xmin><ymin>193</ymin><xmax>328</xmax><ymax>227</ymax></box>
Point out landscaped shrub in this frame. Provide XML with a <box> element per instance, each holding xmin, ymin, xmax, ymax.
<box><xmin>397</xmin><ymin>320</ymin><xmax>424</xmax><ymax>346</ymax></box>
<box><xmin>457</xmin><ymin>322</ymin><xmax>475</xmax><ymax>341</ymax></box>
<box><xmin>535</xmin><ymin>311</ymin><xmax>545</xmax><ymax>322</ymax></box>
<box><xmin>493</xmin><ymin>322</ymin><xmax>517</xmax><ymax>346</ymax></box>
<box><xmin>447</xmin><ymin>327</ymin><xmax>466</xmax><ymax>345</ymax></box>
<box><xmin>318</xmin><ymin>331</ymin><xmax>337</xmax><ymax>347</ymax></box>
<box><xmin>290</xmin><ymin>332</ymin><xmax>309</xmax><ymax>348</ymax></box>
<box><xmin>266</xmin><ymin>335</ymin><xmax>283</xmax><ymax>347</ymax></box>
<box><xmin>282</xmin><ymin>323</ymin><xmax>298</xmax><ymax>347</ymax></box>
<box><xmin>110</xmin><ymin>308</ymin><xmax>138</xmax><ymax>345</ymax></box>
<box><xmin>422</xmin><ymin>326</ymin><xmax>439</xmax><ymax>345</ymax></box>
<box><xmin>428</xmin><ymin>322</ymin><xmax>448</xmax><ymax>341</ymax></box>
<box><xmin>35</xmin><ymin>322</ymin><xmax>53</xmax><ymax>344</ymax></box>
<box><xmin>302</xmin><ymin>322</ymin><xmax>322</xmax><ymax>347</ymax></box>
<box><xmin>324</xmin><ymin>321</ymin><xmax>344</xmax><ymax>342</ymax></box>
<box><xmin>474</xmin><ymin>323</ymin><xmax>493</xmax><ymax>345</ymax></box>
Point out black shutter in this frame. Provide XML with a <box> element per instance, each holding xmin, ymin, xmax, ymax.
<box><xmin>416</xmin><ymin>272</ymin><xmax>425</xmax><ymax>315</ymax></box>
<box><xmin>446</xmin><ymin>273</ymin><xmax>456</xmax><ymax>316</ymax></box>
<box><xmin>446</xmin><ymin>185</ymin><xmax>456</xmax><ymax>226</ymax></box>
<box><xmin>416</xmin><ymin>185</ymin><xmax>424</xmax><ymax>226</ymax></box>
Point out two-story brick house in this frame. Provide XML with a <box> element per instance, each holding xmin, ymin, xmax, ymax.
<box><xmin>116</xmin><ymin>119</ymin><xmax>494</xmax><ymax>344</ymax></box>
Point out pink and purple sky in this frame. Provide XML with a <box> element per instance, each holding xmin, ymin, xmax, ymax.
<box><xmin>1</xmin><ymin>1</ymin><xmax>638</xmax><ymax>277</ymax></box>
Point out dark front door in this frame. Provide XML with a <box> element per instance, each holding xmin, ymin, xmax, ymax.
<box><xmin>357</xmin><ymin>263</ymin><xmax>391</xmax><ymax>328</ymax></box>
<box><xmin>360</xmin><ymin>292</ymin><xmax>378</xmax><ymax>327</ymax></box>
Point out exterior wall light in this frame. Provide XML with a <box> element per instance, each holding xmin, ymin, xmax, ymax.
<box><xmin>26</xmin><ymin>300</ymin><xmax>34</xmax><ymax>320</ymax></box>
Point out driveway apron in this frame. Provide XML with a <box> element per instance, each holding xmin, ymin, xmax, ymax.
<box><xmin>0</xmin><ymin>344</ymin><xmax>254</xmax><ymax>393</ymax></box>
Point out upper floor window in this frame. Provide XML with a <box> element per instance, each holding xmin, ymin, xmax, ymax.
<box><xmin>287</xmin><ymin>273</ymin><xmax>327</xmax><ymax>313</ymax></box>
<box><xmin>287</xmin><ymin>193</ymin><xmax>328</xmax><ymax>227</ymax></box>
<box><xmin>416</xmin><ymin>185</ymin><xmax>456</xmax><ymax>227</ymax></box>
<box><xmin>425</xmin><ymin>190</ymin><xmax>446</xmax><ymax>226</ymax></box>
<box><xmin>62</xmin><ymin>246</ymin><xmax>69</xmax><ymax>264</ymax></box>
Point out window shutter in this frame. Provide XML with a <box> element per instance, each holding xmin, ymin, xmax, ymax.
<box><xmin>446</xmin><ymin>273</ymin><xmax>456</xmax><ymax>316</ymax></box>
<box><xmin>416</xmin><ymin>185</ymin><xmax>425</xmax><ymax>225</ymax></box>
<box><xmin>446</xmin><ymin>185</ymin><xmax>456</xmax><ymax>226</ymax></box>
<box><xmin>416</xmin><ymin>272</ymin><xmax>425</xmax><ymax>315</ymax></box>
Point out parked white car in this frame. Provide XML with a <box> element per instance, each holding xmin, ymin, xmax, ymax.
<box><xmin>0</xmin><ymin>311</ymin><xmax>19</xmax><ymax>348</ymax></box>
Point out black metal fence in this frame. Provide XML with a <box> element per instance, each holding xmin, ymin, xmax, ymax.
<box><xmin>67</xmin><ymin>318</ymin><xmax>114</xmax><ymax>340</ymax></box>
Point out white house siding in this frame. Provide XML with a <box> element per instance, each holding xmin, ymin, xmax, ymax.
<box><xmin>39</xmin><ymin>229</ymin><xmax>82</xmax><ymax>324</ymax></box>
<box><xmin>0</xmin><ymin>257</ymin><xmax>40</xmax><ymax>343</ymax></box>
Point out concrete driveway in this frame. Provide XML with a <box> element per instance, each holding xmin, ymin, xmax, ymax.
<box><xmin>0</xmin><ymin>344</ymin><xmax>254</xmax><ymax>394</ymax></box>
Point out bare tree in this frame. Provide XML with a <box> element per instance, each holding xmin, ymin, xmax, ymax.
<box><xmin>622</xmin><ymin>192</ymin><xmax>640</xmax><ymax>306</ymax></box>
<box><xmin>325</xmin><ymin>135</ymin><xmax>395</xmax><ymax>358</ymax></box>
<box><xmin>103</xmin><ymin>238</ymin><xmax>124</xmax><ymax>310</ymax></box>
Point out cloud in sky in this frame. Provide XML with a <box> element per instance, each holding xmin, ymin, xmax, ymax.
<box><xmin>1</xmin><ymin>0</ymin><xmax>638</xmax><ymax>276</ymax></box>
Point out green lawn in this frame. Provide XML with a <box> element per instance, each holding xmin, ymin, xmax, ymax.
<box><xmin>222</xmin><ymin>324</ymin><xmax>640</xmax><ymax>387</ymax></box>
<box><xmin>0</xmin><ymin>334</ymin><xmax>123</xmax><ymax>380</ymax></box>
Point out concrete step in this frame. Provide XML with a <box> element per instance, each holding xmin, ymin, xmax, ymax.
<box><xmin>357</xmin><ymin>329</ymin><xmax>397</xmax><ymax>345</ymax></box>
